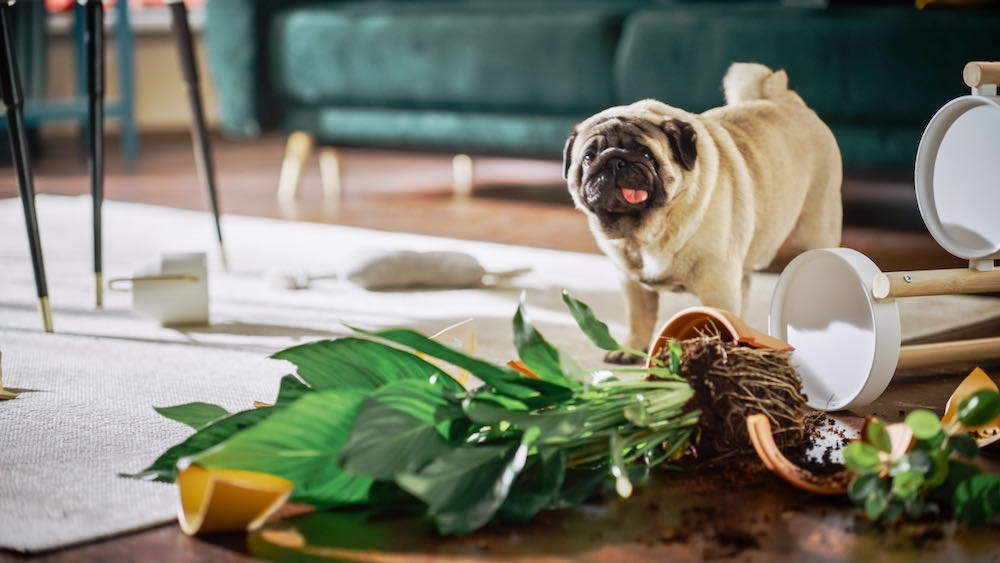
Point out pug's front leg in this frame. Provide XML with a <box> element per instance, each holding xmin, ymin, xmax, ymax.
<box><xmin>605</xmin><ymin>277</ymin><xmax>659</xmax><ymax>365</ymax></box>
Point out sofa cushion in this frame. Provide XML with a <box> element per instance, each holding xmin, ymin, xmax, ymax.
<box><xmin>268</xmin><ymin>3</ymin><xmax>625</xmax><ymax>114</ymax></box>
<box><xmin>616</xmin><ymin>5</ymin><xmax>998</xmax><ymax>123</ymax></box>
<box><xmin>614</xmin><ymin>4</ymin><xmax>1000</xmax><ymax>169</ymax></box>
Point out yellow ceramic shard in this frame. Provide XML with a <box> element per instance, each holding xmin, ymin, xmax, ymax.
<box><xmin>176</xmin><ymin>464</ymin><xmax>294</xmax><ymax>536</ymax></box>
<box><xmin>942</xmin><ymin>367</ymin><xmax>1000</xmax><ymax>446</ymax></box>
<box><xmin>420</xmin><ymin>318</ymin><xmax>480</xmax><ymax>388</ymax></box>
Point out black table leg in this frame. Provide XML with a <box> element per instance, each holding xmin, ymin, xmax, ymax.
<box><xmin>0</xmin><ymin>3</ymin><xmax>52</xmax><ymax>332</ymax></box>
<box><xmin>84</xmin><ymin>0</ymin><xmax>105</xmax><ymax>307</ymax></box>
<box><xmin>167</xmin><ymin>0</ymin><xmax>227</xmax><ymax>270</ymax></box>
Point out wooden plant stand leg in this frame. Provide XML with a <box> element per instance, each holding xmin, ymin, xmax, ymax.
<box><xmin>278</xmin><ymin>131</ymin><xmax>314</xmax><ymax>204</ymax></box>
<box><xmin>318</xmin><ymin>147</ymin><xmax>343</xmax><ymax>202</ymax></box>
<box><xmin>452</xmin><ymin>153</ymin><xmax>473</xmax><ymax>199</ymax></box>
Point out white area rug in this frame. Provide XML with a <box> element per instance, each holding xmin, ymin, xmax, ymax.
<box><xmin>1</xmin><ymin>195</ymin><xmax>997</xmax><ymax>553</ymax></box>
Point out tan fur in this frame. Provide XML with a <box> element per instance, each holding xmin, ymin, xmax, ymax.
<box><xmin>564</xmin><ymin>63</ymin><xmax>842</xmax><ymax>363</ymax></box>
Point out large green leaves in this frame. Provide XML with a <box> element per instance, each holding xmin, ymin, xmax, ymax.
<box><xmin>463</xmin><ymin>396</ymin><xmax>591</xmax><ymax>442</ymax></box>
<box><xmin>193</xmin><ymin>390</ymin><xmax>373</xmax><ymax>508</ymax></box>
<box><xmin>153</xmin><ymin>402</ymin><xmax>230</xmax><ymax>431</ymax></box>
<box><xmin>513</xmin><ymin>298</ymin><xmax>582</xmax><ymax>385</ymax></box>
<box><xmin>561</xmin><ymin>290</ymin><xmax>619</xmax><ymax>352</ymax></box>
<box><xmin>497</xmin><ymin>447</ymin><xmax>566</xmax><ymax>522</ymax></box>
<box><xmin>272</xmin><ymin>337</ymin><xmax>462</xmax><ymax>393</ymax></box>
<box><xmin>338</xmin><ymin>380</ymin><xmax>461</xmax><ymax>480</ymax></box>
<box><xmin>396</xmin><ymin>428</ymin><xmax>538</xmax><ymax>535</ymax></box>
<box><xmin>368</xmin><ymin>327</ymin><xmax>573</xmax><ymax>408</ymax></box>
<box><xmin>122</xmin><ymin>406</ymin><xmax>274</xmax><ymax>482</ymax></box>
<box><xmin>562</xmin><ymin>290</ymin><xmax>654</xmax><ymax>364</ymax></box>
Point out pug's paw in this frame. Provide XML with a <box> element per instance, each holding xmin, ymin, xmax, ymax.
<box><xmin>603</xmin><ymin>349</ymin><xmax>644</xmax><ymax>365</ymax></box>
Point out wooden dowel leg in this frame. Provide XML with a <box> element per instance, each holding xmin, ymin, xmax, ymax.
<box><xmin>318</xmin><ymin>147</ymin><xmax>342</xmax><ymax>201</ymax></box>
<box><xmin>452</xmin><ymin>154</ymin><xmax>473</xmax><ymax>199</ymax></box>
<box><xmin>897</xmin><ymin>337</ymin><xmax>1000</xmax><ymax>371</ymax></box>
<box><xmin>873</xmin><ymin>268</ymin><xmax>1000</xmax><ymax>299</ymax></box>
<box><xmin>278</xmin><ymin>132</ymin><xmax>313</xmax><ymax>203</ymax></box>
<box><xmin>0</xmin><ymin>5</ymin><xmax>52</xmax><ymax>332</ymax></box>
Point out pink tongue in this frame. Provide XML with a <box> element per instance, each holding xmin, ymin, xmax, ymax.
<box><xmin>621</xmin><ymin>188</ymin><xmax>648</xmax><ymax>204</ymax></box>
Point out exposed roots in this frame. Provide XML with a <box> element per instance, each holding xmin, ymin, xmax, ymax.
<box><xmin>652</xmin><ymin>330</ymin><xmax>806</xmax><ymax>459</ymax></box>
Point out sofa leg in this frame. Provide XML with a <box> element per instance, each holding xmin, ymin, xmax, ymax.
<box><xmin>277</xmin><ymin>131</ymin><xmax>314</xmax><ymax>203</ymax></box>
<box><xmin>452</xmin><ymin>153</ymin><xmax>473</xmax><ymax>199</ymax></box>
<box><xmin>318</xmin><ymin>147</ymin><xmax>343</xmax><ymax>201</ymax></box>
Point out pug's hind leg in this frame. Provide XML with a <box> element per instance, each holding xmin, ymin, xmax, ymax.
<box><xmin>605</xmin><ymin>278</ymin><xmax>659</xmax><ymax>365</ymax></box>
<box><xmin>787</xmin><ymin>178</ymin><xmax>843</xmax><ymax>252</ymax></box>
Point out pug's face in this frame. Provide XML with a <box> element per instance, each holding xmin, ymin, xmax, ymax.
<box><xmin>564</xmin><ymin>111</ymin><xmax>697</xmax><ymax>238</ymax></box>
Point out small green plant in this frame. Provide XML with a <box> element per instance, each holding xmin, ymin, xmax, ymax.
<box><xmin>843</xmin><ymin>389</ymin><xmax>1000</xmax><ymax>524</ymax></box>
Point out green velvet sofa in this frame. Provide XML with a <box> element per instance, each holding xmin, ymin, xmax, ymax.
<box><xmin>203</xmin><ymin>0</ymin><xmax>998</xmax><ymax>185</ymax></box>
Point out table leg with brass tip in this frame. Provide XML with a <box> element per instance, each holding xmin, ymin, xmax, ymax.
<box><xmin>84</xmin><ymin>0</ymin><xmax>106</xmax><ymax>308</ymax></box>
<box><xmin>1</xmin><ymin>3</ymin><xmax>53</xmax><ymax>333</ymax></box>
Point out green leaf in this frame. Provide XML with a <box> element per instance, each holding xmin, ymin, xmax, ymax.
<box><xmin>497</xmin><ymin>447</ymin><xmax>566</xmax><ymax>522</ymax></box>
<box><xmin>153</xmin><ymin>402</ymin><xmax>230</xmax><ymax>431</ymax></box>
<box><xmin>513</xmin><ymin>298</ymin><xmax>581</xmax><ymax>385</ymax></box>
<box><xmin>953</xmin><ymin>474</ymin><xmax>1000</xmax><ymax>524</ymax></box>
<box><xmin>848</xmin><ymin>472</ymin><xmax>884</xmax><ymax>505</ymax></box>
<box><xmin>937</xmin><ymin>459</ymin><xmax>983</xmax><ymax>503</ymax></box>
<box><xmin>338</xmin><ymin>380</ymin><xmax>459</xmax><ymax>481</ymax></box>
<box><xmin>905</xmin><ymin>410</ymin><xmax>941</xmax><ymax>441</ymax></box>
<box><xmin>193</xmin><ymin>389</ymin><xmax>373</xmax><ymax>509</ymax></box>
<box><xmin>865</xmin><ymin>488</ymin><xmax>890</xmax><ymax>520</ymax></box>
<box><xmin>891</xmin><ymin>450</ymin><xmax>932</xmax><ymax>478</ymax></box>
<box><xmin>272</xmin><ymin>337</ymin><xmax>462</xmax><ymax>393</ymax></box>
<box><xmin>121</xmin><ymin>406</ymin><xmax>274</xmax><ymax>482</ymax></box>
<box><xmin>395</xmin><ymin>429</ymin><xmax>537</xmax><ymax>535</ymax></box>
<box><xmin>843</xmin><ymin>442</ymin><xmax>881</xmax><ymax>474</ymax></box>
<box><xmin>552</xmin><ymin>462</ymin><xmax>611</xmax><ymax>508</ymax></box>
<box><xmin>275</xmin><ymin>374</ymin><xmax>312</xmax><ymax>406</ymax></box>
<box><xmin>891</xmin><ymin>470</ymin><xmax>923</xmax><ymax>501</ymax></box>
<box><xmin>948</xmin><ymin>434</ymin><xmax>981</xmax><ymax>459</ymax></box>
<box><xmin>668</xmin><ymin>339</ymin><xmax>683</xmax><ymax>377</ymax></box>
<box><xmin>924</xmin><ymin>450</ymin><xmax>950</xmax><ymax>488</ymax></box>
<box><xmin>463</xmin><ymin>398</ymin><xmax>591</xmax><ymax>442</ymax></box>
<box><xmin>609</xmin><ymin>430</ymin><xmax>632</xmax><ymax>498</ymax></box>
<box><xmin>881</xmin><ymin>498</ymin><xmax>906</xmax><ymax>524</ymax></box>
<box><xmin>368</xmin><ymin>327</ymin><xmax>573</xmax><ymax>407</ymax></box>
<box><xmin>957</xmin><ymin>390</ymin><xmax>1000</xmax><ymax>428</ymax></box>
<box><xmin>560</xmin><ymin>290</ymin><xmax>620</xmax><ymax>351</ymax></box>
<box><xmin>864</xmin><ymin>419</ymin><xmax>892</xmax><ymax>453</ymax></box>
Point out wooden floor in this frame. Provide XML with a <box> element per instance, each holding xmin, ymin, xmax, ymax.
<box><xmin>0</xmin><ymin>130</ymin><xmax>987</xmax><ymax>563</ymax></box>
<box><xmin>0</xmin><ymin>130</ymin><xmax>969</xmax><ymax>274</ymax></box>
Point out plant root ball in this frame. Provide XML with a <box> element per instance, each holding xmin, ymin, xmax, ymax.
<box><xmin>654</xmin><ymin>333</ymin><xmax>807</xmax><ymax>459</ymax></box>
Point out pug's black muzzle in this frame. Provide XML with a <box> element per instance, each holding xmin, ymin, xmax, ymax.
<box><xmin>581</xmin><ymin>148</ymin><xmax>658</xmax><ymax>215</ymax></box>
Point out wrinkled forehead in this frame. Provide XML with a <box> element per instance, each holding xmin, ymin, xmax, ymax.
<box><xmin>577</xmin><ymin>113</ymin><xmax>663</xmax><ymax>150</ymax></box>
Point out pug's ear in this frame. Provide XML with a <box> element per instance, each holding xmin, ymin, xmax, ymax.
<box><xmin>562</xmin><ymin>127</ymin><xmax>578</xmax><ymax>179</ymax></box>
<box><xmin>662</xmin><ymin>119</ymin><xmax>697</xmax><ymax>171</ymax></box>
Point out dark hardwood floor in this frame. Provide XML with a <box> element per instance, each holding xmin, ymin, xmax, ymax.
<box><xmin>0</xmin><ymin>130</ymin><xmax>988</xmax><ymax>563</ymax></box>
<box><xmin>0</xmin><ymin>130</ymin><xmax>969</xmax><ymax>273</ymax></box>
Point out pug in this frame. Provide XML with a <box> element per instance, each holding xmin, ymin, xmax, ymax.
<box><xmin>564</xmin><ymin>62</ymin><xmax>843</xmax><ymax>364</ymax></box>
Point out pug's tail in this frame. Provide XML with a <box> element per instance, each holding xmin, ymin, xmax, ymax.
<box><xmin>722</xmin><ymin>62</ymin><xmax>805</xmax><ymax>107</ymax></box>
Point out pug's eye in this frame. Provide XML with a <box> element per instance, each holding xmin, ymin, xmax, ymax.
<box><xmin>640</xmin><ymin>148</ymin><xmax>654</xmax><ymax>162</ymax></box>
<box><xmin>582</xmin><ymin>151</ymin><xmax>595</xmax><ymax>166</ymax></box>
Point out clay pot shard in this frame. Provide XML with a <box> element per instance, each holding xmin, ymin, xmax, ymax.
<box><xmin>747</xmin><ymin>414</ymin><xmax>851</xmax><ymax>495</ymax></box>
